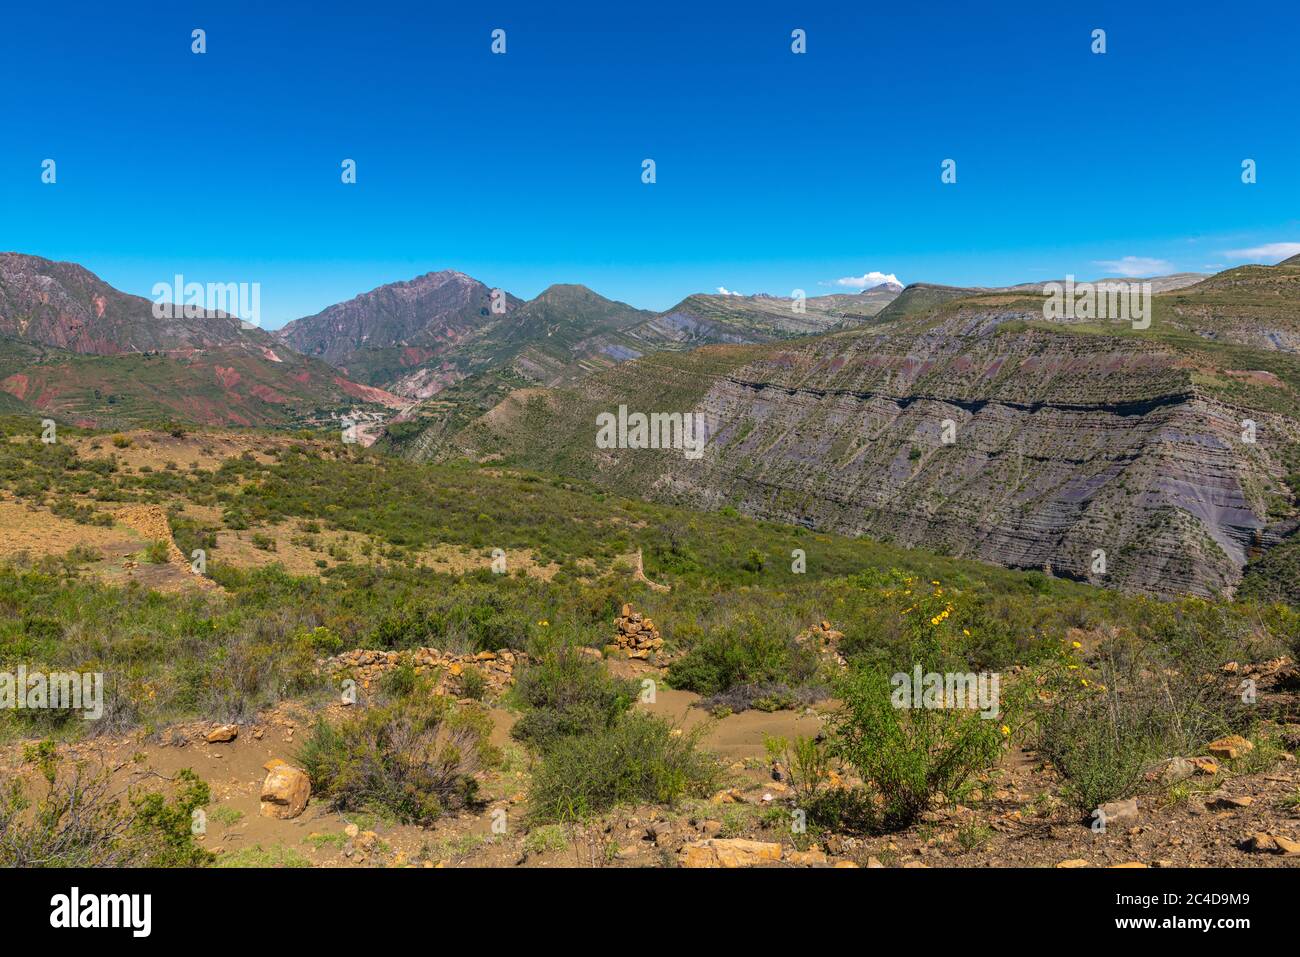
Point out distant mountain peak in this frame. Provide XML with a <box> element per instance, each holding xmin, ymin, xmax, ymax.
<box><xmin>533</xmin><ymin>283</ymin><xmax>602</xmax><ymax>300</ymax></box>
<box><xmin>275</xmin><ymin>269</ymin><xmax>514</xmax><ymax>380</ymax></box>
<box><xmin>867</xmin><ymin>280</ymin><xmax>905</xmax><ymax>293</ymax></box>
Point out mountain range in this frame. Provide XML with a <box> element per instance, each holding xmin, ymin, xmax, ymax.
<box><xmin>386</xmin><ymin>259</ymin><xmax>1300</xmax><ymax>601</ymax></box>
<box><xmin>5</xmin><ymin>249</ymin><xmax>1297</xmax><ymax>600</ymax></box>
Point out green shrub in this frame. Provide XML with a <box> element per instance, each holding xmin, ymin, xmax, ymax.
<box><xmin>129</xmin><ymin>768</ymin><xmax>214</xmax><ymax>867</ymax></box>
<box><xmin>527</xmin><ymin>712</ymin><xmax>720</xmax><ymax>823</ymax></box>
<box><xmin>1036</xmin><ymin>630</ymin><xmax>1250</xmax><ymax>813</ymax></box>
<box><xmin>0</xmin><ymin>744</ymin><xmax>213</xmax><ymax>867</ymax></box>
<box><xmin>143</xmin><ymin>540</ymin><xmax>170</xmax><ymax>564</ymax></box>
<box><xmin>297</xmin><ymin>695</ymin><xmax>497</xmax><ymax>826</ymax></box>
<box><xmin>378</xmin><ymin>658</ymin><xmax>420</xmax><ymax>699</ymax></box>
<box><xmin>460</xmin><ymin>666</ymin><xmax>488</xmax><ymax>701</ymax></box>
<box><xmin>765</xmin><ymin>734</ymin><xmax>832</xmax><ymax>811</ymax></box>
<box><xmin>510</xmin><ymin>644</ymin><xmax>638</xmax><ymax>750</ymax></box>
<box><xmin>827</xmin><ymin>665</ymin><xmax>1011</xmax><ymax>829</ymax></box>
<box><xmin>822</xmin><ymin>583</ymin><xmax>1022</xmax><ymax>830</ymax></box>
<box><xmin>666</xmin><ymin>617</ymin><xmax>818</xmax><ymax>699</ymax></box>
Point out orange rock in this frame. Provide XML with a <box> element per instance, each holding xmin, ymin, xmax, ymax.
<box><xmin>260</xmin><ymin>765</ymin><xmax>311</xmax><ymax>819</ymax></box>
<box><xmin>679</xmin><ymin>839</ymin><xmax>783</xmax><ymax>868</ymax></box>
<box><xmin>1206</xmin><ymin>736</ymin><xmax>1254</xmax><ymax>761</ymax></box>
<box><xmin>206</xmin><ymin>724</ymin><xmax>238</xmax><ymax>743</ymax></box>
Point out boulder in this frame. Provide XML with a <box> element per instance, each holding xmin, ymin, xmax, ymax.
<box><xmin>679</xmin><ymin>838</ymin><xmax>783</xmax><ymax>868</ymax></box>
<box><xmin>1206</xmin><ymin>736</ymin><xmax>1254</xmax><ymax>761</ymax></box>
<box><xmin>259</xmin><ymin>764</ymin><xmax>311</xmax><ymax>819</ymax></box>
<box><xmin>206</xmin><ymin>724</ymin><xmax>238</xmax><ymax>743</ymax></box>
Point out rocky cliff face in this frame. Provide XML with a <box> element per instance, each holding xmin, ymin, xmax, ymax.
<box><xmin>425</xmin><ymin>271</ymin><xmax>1300</xmax><ymax>598</ymax></box>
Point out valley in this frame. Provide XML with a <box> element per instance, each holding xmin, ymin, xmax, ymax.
<box><xmin>2</xmin><ymin>252</ymin><xmax>1299</xmax><ymax>872</ymax></box>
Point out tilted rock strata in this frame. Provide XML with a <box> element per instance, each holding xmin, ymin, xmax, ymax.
<box><xmin>442</xmin><ymin>315</ymin><xmax>1299</xmax><ymax>597</ymax></box>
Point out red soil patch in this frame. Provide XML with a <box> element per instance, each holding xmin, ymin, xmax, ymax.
<box><xmin>214</xmin><ymin>366</ymin><xmax>242</xmax><ymax>389</ymax></box>
<box><xmin>248</xmin><ymin>383</ymin><xmax>290</xmax><ymax>404</ymax></box>
<box><xmin>331</xmin><ymin>376</ymin><xmax>406</xmax><ymax>409</ymax></box>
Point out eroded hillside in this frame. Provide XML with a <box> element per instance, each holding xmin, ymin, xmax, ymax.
<box><xmin>411</xmin><ymin>263</ymin><xmax>1300</xmax><ymax>598</ymax></box>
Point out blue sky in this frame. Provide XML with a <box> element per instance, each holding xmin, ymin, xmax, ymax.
<box><xmin>2</xmin><ymin>0</ymin><xmax>1298</xmax><ymax>327</ymax></box>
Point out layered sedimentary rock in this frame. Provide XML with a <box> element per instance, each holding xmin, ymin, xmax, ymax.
<box><xmin>437</xmin><ymin>305</ymin><xmax>1300</xmax><ymax>598</ymax></box>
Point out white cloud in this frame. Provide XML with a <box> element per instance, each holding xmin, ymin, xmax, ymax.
<box><xmin>1093</xmin><ymin>256</ymin><xmax>1173</xmax><ymax>277</ymax></box>
<box><xmin>1222</xmin><ymin>242</ymin><xmax>1300</xmax><ymax>263</ymax></box>
<box><xmin>716</xmin><ymin>286</ymin><xmax>744</xmax><ymax>296</ymax></box>
<box><xmin>832</xmin><ymin>271</ymin><xmax>902</xmax><ymax>289</ymax></box>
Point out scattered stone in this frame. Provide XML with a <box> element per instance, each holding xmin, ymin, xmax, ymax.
<box><xmin>785</xmin><ymin>848</ymin><xmax>829</xmax><ymax>866</ymax></box>
<box><xmin>344</xmin><ymin>823</ymin><xmax>359</xmax><ymax>839</ymax></box>
<box><xmin>1244</xmin><ymin>832</ymin><xmax>1300</xmax><ymax>855</ymax></box>
<box><xmin>259</xmin><ymin>764</ymin><xmax>311</xmax><ymax>819</ymax></box>
<box><xmin>1191</xmin><ymin>756</ymin><xmax>1220</xmax><ymax>776</ymax></box>
<box><xmin>206</xmin><ymin>724</ymin><xmax>238</xmax><ymax>743</ymax></box>
<box><xmin>1056</xmin><ymin>859</ymin><xmax>1091</xmax><ymax>868</ymax></box>
<box><xmin>866</xmin><ymin>856</ymin><xmax>884</xmax><ymax>868</ymax></box>
<box><xmin>834</xmin><ymin>861</ymin><xmax>861</xmax><ymax>868</ymax></box>
<box><xmin>1109</xmin><ymin>862</ymin><xmax>1148</xmax><ymax>868</ymax></box>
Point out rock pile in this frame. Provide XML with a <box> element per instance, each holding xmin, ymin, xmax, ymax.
<box><xmin>322</xmin><ymin>647</ymin><xmax>522</xmax><ymax>699</ymax></box>
<box><xmin>612</xmin><ymin>604</ymin><xmax>664</xmax><ymax>660</ymax></box>
<box><xmin>114</xmin><ymin>503</ymin><xmax>221</xmax><ymax>590</ymax></box>
<box><xmin>795</xmin><ymin>619</ymin><xmax>846</xmax><ymax>666</ymax></box>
